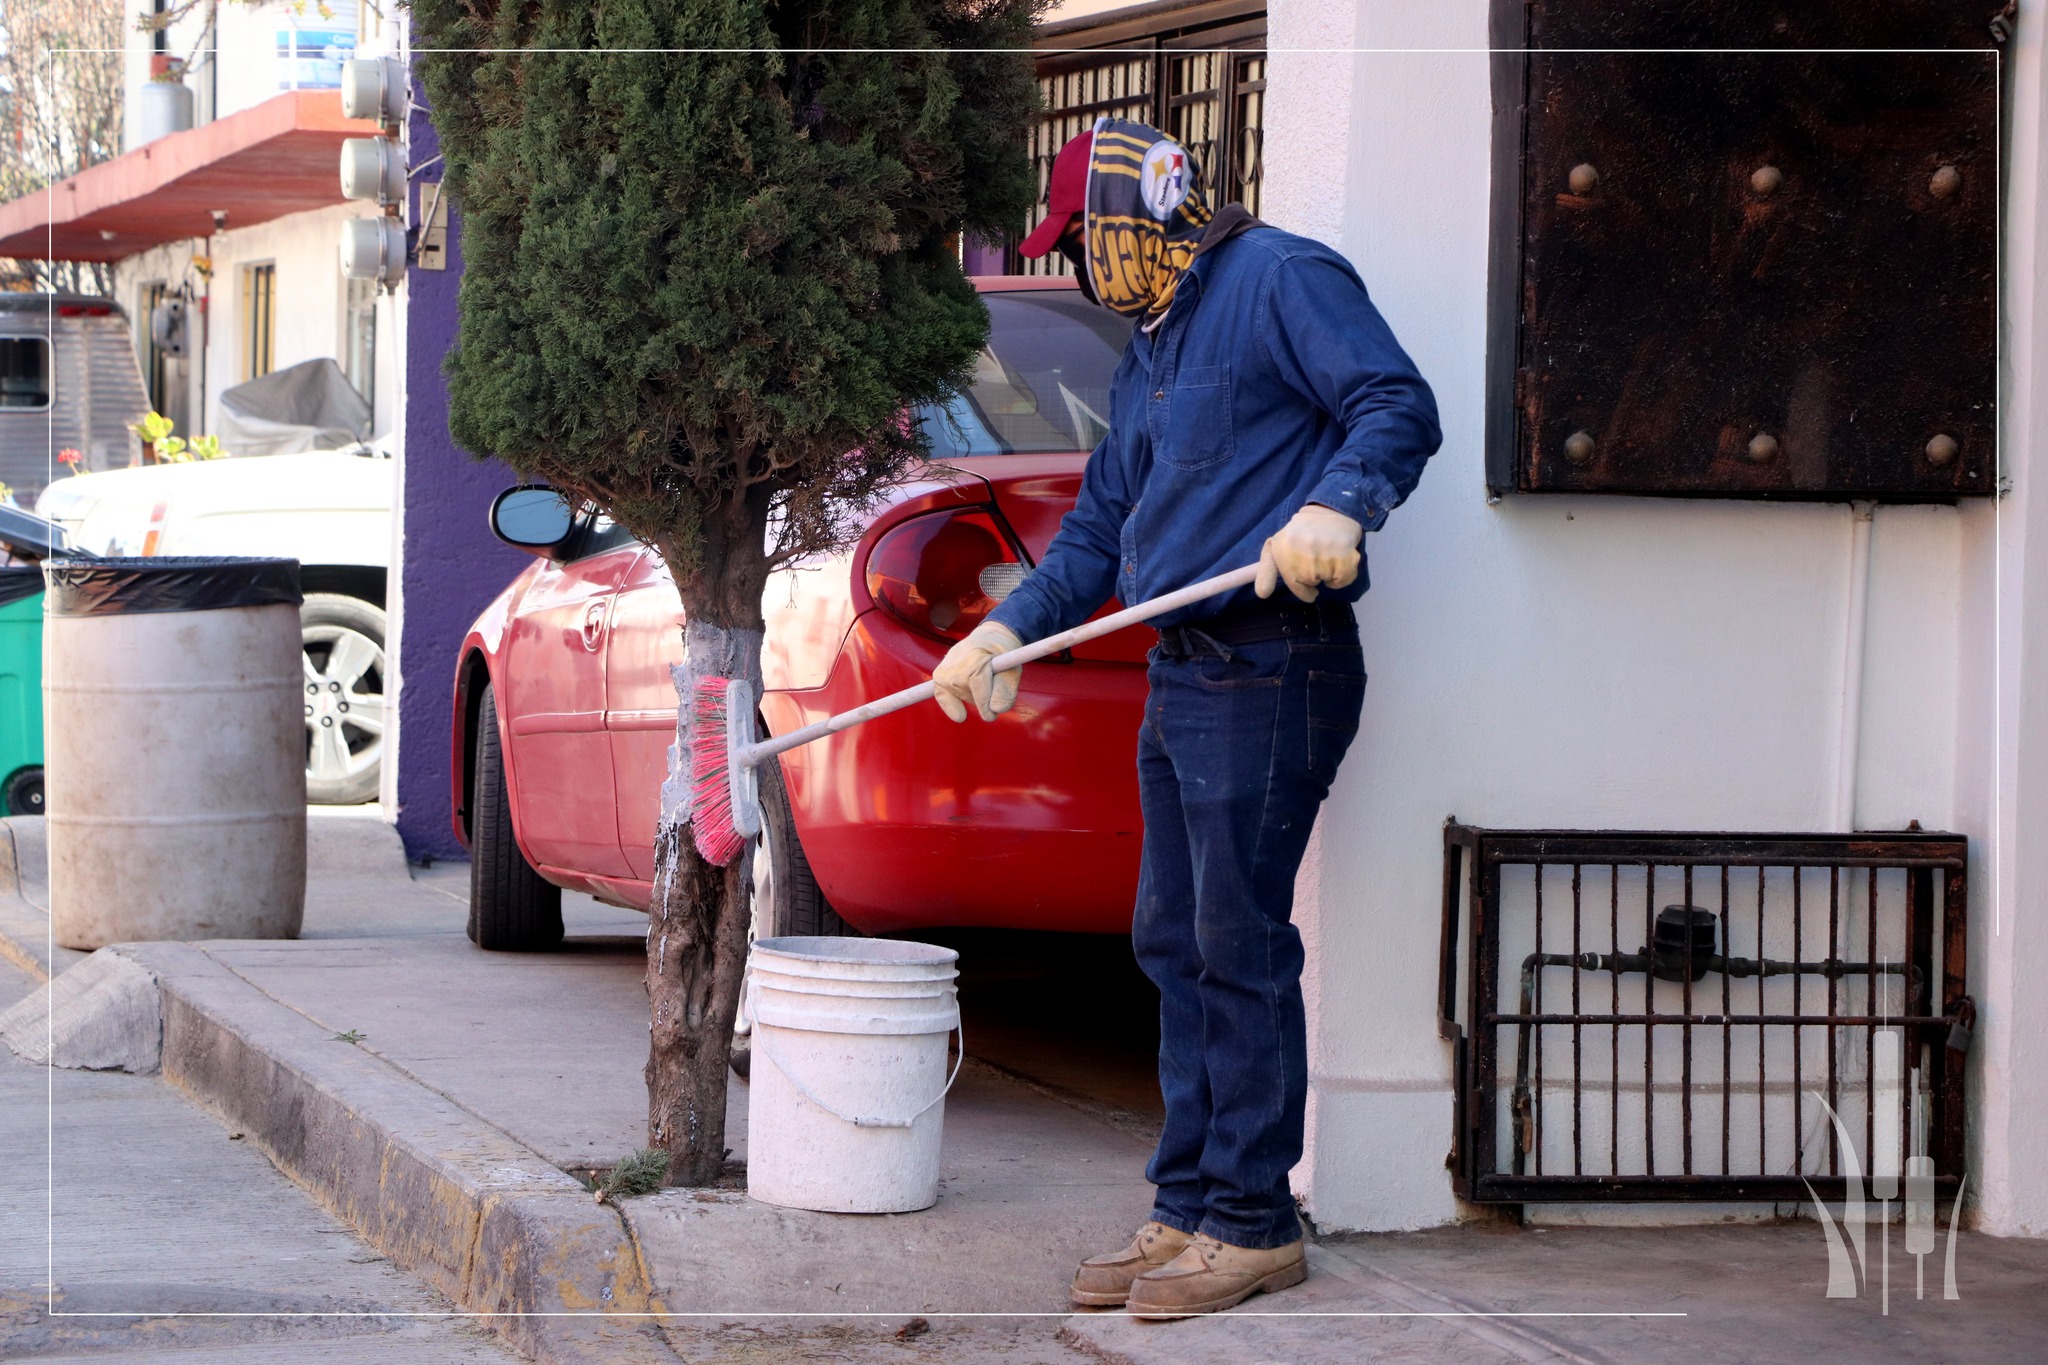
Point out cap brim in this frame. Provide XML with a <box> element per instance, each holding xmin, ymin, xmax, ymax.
<box><xmin>1017</xmin><ymin>210</ymin><xmax>1075</xmax><ymax>260</ymax></box>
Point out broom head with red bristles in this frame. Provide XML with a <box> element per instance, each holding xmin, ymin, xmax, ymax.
<box><xmin>687</xmin><ymin>674</ymin><xmax>760</xmax><ymax>867</ymax></box>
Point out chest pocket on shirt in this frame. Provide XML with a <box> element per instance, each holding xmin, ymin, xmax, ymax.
<box><xmin>1157</xmin><ymin>364</ymin><xmax>1235</xmax><ymax>471</ymax></box>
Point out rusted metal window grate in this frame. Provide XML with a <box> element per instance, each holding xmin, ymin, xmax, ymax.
<box><xmin>1012</xmin><ymin>4</ymin><xmax>1266</xmax><ymax>276</ymax></box>
<box><xmin>1439</xmin><ymin>825</ymin><xmax>1970</xmax><ymax>1205</ymax></box>
<box><xmin>1482</xmin><ymin>1</ymin><xmax>2001</xmax><ymax>501</ymax></box>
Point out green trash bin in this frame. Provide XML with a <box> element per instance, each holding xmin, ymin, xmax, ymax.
<box><xmin>0</xmin><ymin>566</ymin><xmax>43</xmax><ymax>816</ymax></box>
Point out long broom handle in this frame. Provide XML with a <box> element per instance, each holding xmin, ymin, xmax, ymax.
<box><xmin>736</xmin><ymin>562</ymin><xmax>1262</xmax><ymax>769</ymax></box>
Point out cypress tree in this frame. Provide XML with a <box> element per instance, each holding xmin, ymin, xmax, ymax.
<box><xmin>413</xmin><ymin>0</ymin><xmax>1040</xmax><ymax>1183</ymax></box>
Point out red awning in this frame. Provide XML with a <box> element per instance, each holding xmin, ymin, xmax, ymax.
<box><xmin>0</xmin><ymin>91</ymin><xmax>382</xmax><ymax>263</ymax></box>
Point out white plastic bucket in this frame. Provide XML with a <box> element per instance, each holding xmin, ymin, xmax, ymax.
<box><xmin>745</xmin><ymin>935</ymin><xmax>961</xmax><ymax>1214</ymax></box>
<box><xmin>44</xmin><ymin>558</ymin><xmax>306</xmax><ymax>950</ymax></box>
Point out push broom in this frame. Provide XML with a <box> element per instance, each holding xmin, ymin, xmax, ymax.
<box><xmin>687</xmin><ymin>561</ymin><xmax>1262</xmax><ymax>865</ymax></box>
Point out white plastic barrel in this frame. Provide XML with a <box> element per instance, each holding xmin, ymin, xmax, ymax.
<box><xmin>745</xmin><ymin>936</ymin><xmax>961</xmax><ymax>1214</ymax></box>
<box><xmin>44</xmin><ymin>557</ymin><xmax>306</xmax><ymax>949</ymax></box>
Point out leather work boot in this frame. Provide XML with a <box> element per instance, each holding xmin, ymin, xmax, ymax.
<box><xmin>1071</xmin><ymin>1221</ymin><xmax>1195</xmax><ymax>1307</ymax></box>
<box><xmin>1125</xmin><ymin>1232</ymin><xmax>1308</xmax><ymax>1319</ymax></box>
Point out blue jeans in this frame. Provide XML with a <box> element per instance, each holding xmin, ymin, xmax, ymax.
<box><xmin>1133</xmin><ymin>622</ymin><xmax>1366</xmax><ymax>1250</ymax></box>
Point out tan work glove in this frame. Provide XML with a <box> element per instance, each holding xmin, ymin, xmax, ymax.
<box><xmin>1256</xmin><ymin>503</ymin><xmax>1364</xmax><ymax>603</ymax></box>
<box><xmin>932</xmin><ymin>620</ymin><xmax>1024</xmax><ymax>723</ymax></box>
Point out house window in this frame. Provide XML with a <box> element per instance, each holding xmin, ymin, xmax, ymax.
<box><xmin>343</xmin><ymin>274</ymin><xmax>376</xmax><ymax>411</ymax></box>
<box><xmin>0</xmin><ymin>337</ymin><xmax>52</xmax><ymax>409</ymax></box>
<box><xmin>242</xmin><ymin>262</ymin><xmax>276</xmax><ymax>380</ymax></box>
<box><xmin>1015</xmin><ymin>2</ymin><xmax>1267</xmax><ymax>275</ymax></box>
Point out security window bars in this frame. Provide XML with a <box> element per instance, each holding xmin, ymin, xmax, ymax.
<box><xmin>1016</xmin><ymin>2</ymin><xmax>1266</xmax><ymax>276</ymax></box>
<box><xmin>1440</xmin><ymin>825</ymin><xmax>1969</xmax><ymax>1205</ymax></box>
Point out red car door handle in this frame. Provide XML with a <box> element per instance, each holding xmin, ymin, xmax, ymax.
<box><xmin>581</xmin><ymin>601</ymin><xmax>607</xmax><ymax>651</ymax></box>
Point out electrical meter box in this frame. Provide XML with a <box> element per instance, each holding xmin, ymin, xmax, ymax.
<box><xmin>1485</xmin><ymin>2</ymin><xmax>2005</xmax><ymax>501</ymax></box>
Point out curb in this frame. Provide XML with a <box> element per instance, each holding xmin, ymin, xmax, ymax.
<box><xmin>0</xmin><ymin>900</ymin><xmax>681</xmax><ymax>1364</ymax></box>
<box><xmin>0</xmin><ymin>820</ymin><xmax>81</xmax><ymax>983</ymax></box>
<box><xmin>0</xmin><ymin>815</ymin><xmax>682</xmax><ymax>1361</ymax></box>
<box><xmin>121</xmin><ymin>941</ymin><xmax>680</xmax><ymax>1364</ymax></box>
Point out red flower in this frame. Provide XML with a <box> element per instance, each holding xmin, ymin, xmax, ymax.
<box><xmin>56</xmin><ymin>448</ymin><xmax>83</xmax><ymax>465</ymax></box>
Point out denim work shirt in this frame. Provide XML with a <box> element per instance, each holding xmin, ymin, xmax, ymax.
<box><xmin>988</xmin><ymin>226</ymin><xmax>1442</xmax><ymax>643</ymax></box>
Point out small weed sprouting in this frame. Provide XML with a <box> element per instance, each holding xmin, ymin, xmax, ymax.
<box><xmin>594</xmin><ymin>1148</ymin><xmax>669</xmax><ymax>1204</ymax></box>
<box><xmin>333</xmin><ymin>1029</ymin><xmax>366</xmax><ymax>1044</ymax></box>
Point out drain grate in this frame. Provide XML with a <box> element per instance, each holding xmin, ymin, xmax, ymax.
<box><xmin>1438</xmin><ymin>824</ymin><xmax>1970</xmax><ymax>1204</ymax></box>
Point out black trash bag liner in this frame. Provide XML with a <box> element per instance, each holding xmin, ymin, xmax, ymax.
<box><xmin>43</xmin><ymin>556</ymin><xmax>302</xmax><ymax>618</ymax></box>
<box><xmin>0</xmin><ymin>567</ymin><xmax>42</xmax><ymax>609</ymax></box>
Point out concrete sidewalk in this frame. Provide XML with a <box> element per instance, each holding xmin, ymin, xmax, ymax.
<box><xmin>4</xmin><ymin>813</ymin><xmax>2045</xmax><ymax>1365</ymax></box>
<box><xmin>0</xmin><ymin>954</ymin><xmax>519</xmax><ymax>1363</ymax></box>
<box><xmin>0</xmin><ymin>814</ymin><xmax>1156</xmax><ymax>1362</ymax></box>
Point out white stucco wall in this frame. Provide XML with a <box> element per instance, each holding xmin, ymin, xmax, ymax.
<box><xmin>1965</xmin><ymin>0</ymin><xmax>2048</xmax><ymax>1239</ymax></box>
<box><xmin>118</xmin><ymin>0</ymin><xmax>398</xmax><ymax>444</ymax></box>
<box><xmin>1265</xmin><ymin>0</ymin><xmax>2037</xmax><ymax>1234</ymax></box>
<box><xmin>116</xmin><ymin>201</ymin><xmax>399</xmax><ymax>445</ymax></box>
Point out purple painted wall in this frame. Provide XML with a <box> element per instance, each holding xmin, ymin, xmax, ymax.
<box><xmin>396</xmin><ymin>94</ymin><xmax>529</xmax><ymax>860</ymax></box>
<box><xmin>963</xmin><ymin>234</ymin><xmax>1009</xmax><ymax>276</ymax></box>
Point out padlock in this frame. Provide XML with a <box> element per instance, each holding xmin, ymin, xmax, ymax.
<box><xmin>1945</xmin><ymin>996</ymin><xmax>1977</xmax><ymax>1055</ymax></box>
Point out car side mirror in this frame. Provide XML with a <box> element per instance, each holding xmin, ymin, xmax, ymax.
<box><xmin>490</xmin><ymin>485</ymin><xmax>576</xmax><ymax>556</ymax></box>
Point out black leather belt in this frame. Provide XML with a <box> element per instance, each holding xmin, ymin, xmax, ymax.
<box><xmin>1157</xmin><ymin>595</ymin><xmax>1355</xmax><ymax>656</ymax></box>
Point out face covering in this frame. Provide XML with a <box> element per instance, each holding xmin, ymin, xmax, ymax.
<box><xmin>1080</xmin><ymin>118</ymin><xmax>1214</xmax><ymax>327</ymax></box>
<box><xmin>1057</xmin><ymin>236</ymin><xmax>1099</xmax><ymax>305</ymax></box>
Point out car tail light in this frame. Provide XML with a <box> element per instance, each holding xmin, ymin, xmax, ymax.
<box><xmin>864</xmin><ymin>507</ymin><xmax>1025</xmax><ymax>642</ymax></box>
<box><xmin>55</xmin><ymin>304</ymin><xmax>114</xmax><ymax>317</ymax></box>
<box><xmin>141</xmin><ymin>500</ymin><xmax>169</xmax><ymax>556</ymax></box>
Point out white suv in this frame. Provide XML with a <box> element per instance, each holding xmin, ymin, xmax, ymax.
<box><xmin>37</xmin><ymin>438</ymin><xmax>394</xmax><ymax>805</ymax></box>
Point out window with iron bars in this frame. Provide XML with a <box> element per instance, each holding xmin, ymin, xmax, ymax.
<box><xmin>1439</xmin><ymin>824</ymin><xmax>1971</xmax><ymax>1207</ymax></box>
<box><xmin>1005</xmin><ymin>2</ymin><xmax>1266</xmax><ymax>277</ymax></box>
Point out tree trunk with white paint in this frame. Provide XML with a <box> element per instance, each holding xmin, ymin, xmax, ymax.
<box><xmin>644</xmin><ymin>498</ymin><xmax>772</xmax><ymax>1187</ymax></box>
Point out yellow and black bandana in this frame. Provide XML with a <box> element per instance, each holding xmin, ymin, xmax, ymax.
<box><xmin>1083</xmin><ymin>118</ymin><xmax>1214</xmax><ymax>328</ymax></box>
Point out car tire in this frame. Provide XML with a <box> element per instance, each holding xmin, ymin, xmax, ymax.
<box><xmin>469</xmin><ymin>683</ymin><xmax>564</xmax><ymax>952</ymax></box>
<box><xmin>755</xmin><ymin>753</ymin><xmax>850</xmax><ymax>940</ymax></box>
<box><xmin>731</xmin><ymin>752</ymin><xmax>851</xmax><ymax>1079</ymax></box>
<box><xmin>301</xmin><ymin>593</ymin><xmax>387</xmax><ymax>806</ymax></box>
<box><xmin>3</xmin><ymin>767</ymin><xmax>43</xmax><ymax>817</ymax></box>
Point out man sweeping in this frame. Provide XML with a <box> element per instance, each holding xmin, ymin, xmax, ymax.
<box><xmin>931</xmin><ymin>122</ymin><xmax>1441</xmax><ymax>1318</ymax></box>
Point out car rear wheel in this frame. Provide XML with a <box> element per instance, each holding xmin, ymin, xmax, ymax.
<box><xmin>302</xmin><ymin>593</ymin><xmax>386</xmax><ymax>806</ymax></box>
<box><xmin>469</xmin><ymin>683</ymin><xmax>564</xmax><ymax>952</ymax></box>
<box><xmin>754</xmin><ymin>753</ymin><xmax>849</xmax><ymax>940</ymax></box>
<box><xmin>730</xmin><ymin>752</ymin><xmax>850</xmax><ymax>1078</ymax></box>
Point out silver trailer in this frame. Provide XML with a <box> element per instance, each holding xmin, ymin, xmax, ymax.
<box><xmin>0</xmin><ymin>294</ymin><xmax>148</xmax><ymax>501</ymax></box>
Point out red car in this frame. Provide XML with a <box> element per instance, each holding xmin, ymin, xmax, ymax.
<box><xmin>452</xmin><ymin>278</ymin><xmax>1155</xmax><ymax>950</ymax></box>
